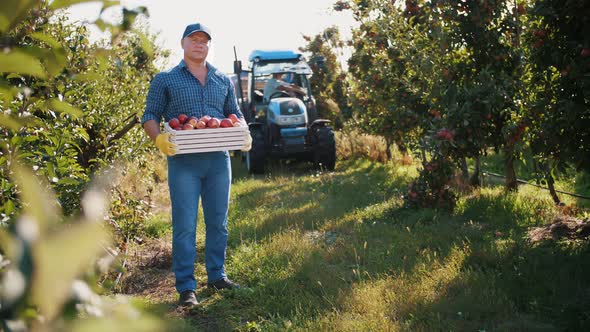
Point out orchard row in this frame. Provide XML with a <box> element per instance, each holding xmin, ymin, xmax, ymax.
<box><xmin>336</xmin><ymin>0</ymin><xmax>589</xmax><ymax>207</ymax></box>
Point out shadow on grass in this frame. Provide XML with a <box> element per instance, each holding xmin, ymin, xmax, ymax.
<box><xmin>227</xmin><ymin>158</ymin><xmax>411</xmax><ymax>249</ymax></box>
<box><xmin>137</xmin><ymin>156</ymin><xmax>589</xmax><ymax>330</ymax></box>
<box><xmin>393</xmin><ymin>190</ymin><xmax>590</xmax><ymax>331</ymax></box>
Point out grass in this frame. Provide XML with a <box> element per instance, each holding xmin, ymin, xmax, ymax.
<box><xmin>117</xmin><ymin>153</ymin><xmax>590</xmax><ymax>331</ymax></box>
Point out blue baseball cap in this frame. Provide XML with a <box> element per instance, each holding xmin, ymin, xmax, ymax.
<box><xmin>182</xmin><ymin>23</ymin><xmax>212</xmax><ymax>40</ymax></box>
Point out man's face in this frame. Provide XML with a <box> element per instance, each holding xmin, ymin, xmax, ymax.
<box><xmin>181</xmin><ymin>31</ymin><xmax>210</xmax><ymax>62</ymax></box>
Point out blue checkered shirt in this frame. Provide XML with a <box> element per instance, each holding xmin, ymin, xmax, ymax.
<box><xmin>142</xmin><ymin>60</ymin><xmax>243</xmax><ymax>125</ymax></box>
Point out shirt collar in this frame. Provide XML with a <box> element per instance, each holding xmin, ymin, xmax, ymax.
<box><xmin>179</xmin><ymin>60</ymin><xmax>217</xmax><ymax>72</ymax></box>
<box><xmin>178</xmin><ymin>60</ymin><xmax>220</xmax><ymax>80</ymax></box>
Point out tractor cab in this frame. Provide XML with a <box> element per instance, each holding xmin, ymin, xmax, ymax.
<box><xmin>234</xmin><ymin>49</ymin><xmax>335</xmax><ymax>173</ymax></box>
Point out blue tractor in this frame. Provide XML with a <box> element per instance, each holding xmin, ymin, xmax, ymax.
<box><xmin>233</xmin><ymin>49</ymin><xmax>336</xmax><ymax>174</ymax></box>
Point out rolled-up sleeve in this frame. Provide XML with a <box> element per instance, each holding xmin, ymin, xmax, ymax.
<box><xmin>142</xmin><ymin>73</ymin><xmax>167</xmax><ymax>125</ymax></box>
<box><xmin>223</xmin><ymin>79</ymin><xmax>243</xmax><ymax>119</ymax></box>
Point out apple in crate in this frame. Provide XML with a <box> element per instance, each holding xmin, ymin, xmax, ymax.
<box><xmin>168</xmin><ymin>118</ymin><xmax>181</xmax><ymax>130</ymax></box>
<box><xmin>207</xmin><ymin>117</ymin><xmax>220</xmax><ymax>128</ymax></box>
<box><xmin>220</xmin><ymin>118</ymin><xmax>233</xmax><ymax>128</ymax></box>
<box><xmin>196</xmin><ymin>120</ymin><xmax>207</xmax><ymax>129</ymax></box>
<box><xmin>182</xmin><ymin>123</ymin><xmax>194</xmax><ymax>130</ymax></box>
<box><xmin>187</xmin><ymin>117</ymin><xmax>199</xmax><ymax>127</ymax></box>
<box><xmin>227</xmin><ymin>113</ymin><xmax>239</xmax><ymax>124</ymax></box>
<box><xmin>178</xmin><ymin>114</ymin><xmax>188</xmax><ymax>124</ymax></box>
<box><xmin>200</xmin><ymin>115</ymin><xmax>212</xmax><ymax>123</ymax></box>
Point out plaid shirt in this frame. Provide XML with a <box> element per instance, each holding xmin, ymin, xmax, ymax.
<box><xmin>142</xmin><ymin>60</ymin><xmax>243</xmax><ymax>125</ymax></box>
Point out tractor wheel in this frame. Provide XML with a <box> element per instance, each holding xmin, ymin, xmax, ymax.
<box><xmin>313</xmin><ymin>126</ymin><xmax>336</xmax><ymax>171</ymax></box>
<box><xmin>246</xmin><ymin>127</ymin><xmax>266</xmax><ymax>174</ymax></box>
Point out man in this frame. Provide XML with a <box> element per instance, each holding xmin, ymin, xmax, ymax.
<box><xmin>263</xmin><ymin>72</ymin><xmax>305</xmax><ymax>102</ymax></box>
<box><xmin>142</xmin><ymin>23</ymin><xmax>249</xmax><ymax>307</ymax></box>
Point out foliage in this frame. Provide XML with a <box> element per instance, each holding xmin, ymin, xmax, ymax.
<box><xmin>334</xmin><ymin>0</ymin><xmax>589</xmax><ymax>207</ymax></box>
<box><xmin>0</xmin><ymin>0</ymin><xmax>168</xmax><ymax>330</ymax></box>
<box><xmin>0</xmin><ymin>0</ymin><xmax>162</xmax><ymax>221</ymax></box>
<box><xmin>300</xmin><ymin>26</ymin><xmax>348</xmax><ymax>128</ymax></box>
<box><xmin>0</xmin><ymin>165</ymin><xmax>164</xmax><ymax>331</ymax></box>
<box><xmin>525</xmin><ymin>0</ymin><xmax>590</xmax><ymax>175</ymax></box>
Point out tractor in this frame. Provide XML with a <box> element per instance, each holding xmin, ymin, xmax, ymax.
<box><xmin>233</xmin><ymin>49</ymin><xmax>336</xmax><ymax>174</ymax></box>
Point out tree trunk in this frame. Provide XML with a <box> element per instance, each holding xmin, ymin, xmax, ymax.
<box><xmin>347</xmin><ymin>131</ymin><xmax>355</xmax><ymax>158</ymax></box>
<box><xmin>460</xmin><ymin>157</ymin><xmax>469</xmax><ymax>181</ymax></box>
<box><xmin>385</xmin><ymin>136</ymin><xmax>393</xmax><ymax>161</ymax></box>
<box><xmin>542</xmin><ymin>161</ymin><xmax>561</xmax><ymax>205</ymax></box>
<box><xmin>546</xmin><ymin>171</ymin><xmax>561</xmax><ymax>205</ymax></box>
<box><xmin>505</xmin><ymin>152</ymin><xmax>518</xmax><ymax>191</ymax></box>
<box><xmin>469</xmin><ymin>155</ymin><xmax>481</xmax><ymax>187</ymax></box>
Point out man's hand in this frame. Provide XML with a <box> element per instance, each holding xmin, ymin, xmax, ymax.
<box><xmin>155</xmin><ymin>133</ymin><xmax>177</xmax><ymax>156</ymax></box>
<box><xmin>241</xmin><ymin>131</ymin><xmax>252</xmax><ymax>152</ymax></box>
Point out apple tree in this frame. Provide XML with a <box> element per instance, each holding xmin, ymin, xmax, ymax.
<box><xmin>0</xmin><ymin>1</ymin><xmax>161</xmax><ymax>220</ymax></box>
<box><xmin>300</xmin><ymin>26</ymin><xmax>348</xmax><ymax>128</ymax></box>
<box><xmin>525</xmin><ymin>0</ymin><xmax>590</xmax><ymax>204</ymax></box>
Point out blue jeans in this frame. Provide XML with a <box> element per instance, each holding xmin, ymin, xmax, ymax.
<box><xmin>167</xmin><ymin>151</ymin><xmax>231</xmax><ymax>293</ymax></box>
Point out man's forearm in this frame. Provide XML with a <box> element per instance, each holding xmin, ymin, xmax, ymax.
<box><xmin>143</xmin><ymin>120</ymin><xmax>161</xmax><ymax>142</ymax></box>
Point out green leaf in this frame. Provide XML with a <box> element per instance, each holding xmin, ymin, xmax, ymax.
<box><xmin>46</xmin><ymin>98</ymin><xmax>84</xmax><ymax>119</ymax></box>
<box><xmin>50</xmin><ymin>0</ymin><xmax>118</xmax><ymax>11</ymax></box>
<box><xmin>3</xmin><ymin>199</ymin><xmax>15</xmax><ymax>215</ymax></box>
<box><xmin>46</xmin><ymin>162</ymin><xmax>56</xmax><ymax>179</ymax></box>
<box><xmin>99</xmin><ymin>1</ymin><xmax>120</xmax><ymax>14</ymax></box>
<box><xmin>32</xmin><ymin>221</ymin><xmax>109</xmax><ymax>320</ymax></box>
<box><xmin>10</xmin><ymin>165</ymin><xmax>60</xmax><ymax>235</ymax></box>
<box><xmin>30</xmin><ymin>32</ymin><xmax>62</xmax><ymax>49</ymax></box>
<box><xmin>0</xmin><ymin>113</ymin><xmax>23</xmax><ymax>131</ymax></box>
<box><xmin>0</xmin><ymin>50</ymin><xmax>46</xmax><ymax>78</ymax></box>
<box><xmin>74</xmin><ymin>127</ymin><xmax>90</xmax><ymax>143</ymax></box>
<box><xmin>57</xmin><ymin>177</ymin><xmax>81</xmax><ymax>186</ymax></box>
<box><xmin>0</xmin><ymin>0</ymin><xmax>35</xmax><ymax>33</ymax></box>
<box><xmin>137</xmin><ymin>31</ymin><xmax>154</xmax><ymax>59</ymax></box>
<box><xmin>93</xmin><ymin>18</ymin><xmax>109</xmax><ymax>32</ymax></box>
<box><xmin>43</xmin><ymin>47</ymin><xmax>68</xmax><ymax>77</ymax></box>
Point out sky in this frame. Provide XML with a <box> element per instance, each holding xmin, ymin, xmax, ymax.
<box><xmin>66</xmin><ymin>0</ymin><xmax>357</xmax><ymax>73</ymax></box>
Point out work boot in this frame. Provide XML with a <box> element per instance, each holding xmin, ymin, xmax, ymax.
<box><xmin>207</xmin><ymin>277</ymin><xmax>240</xmax><ymax>290</ymax></box>
<box><xmin>178</xmin><ymin>290</ymin><xmax>198</xmax><ymax>307</ymax></box>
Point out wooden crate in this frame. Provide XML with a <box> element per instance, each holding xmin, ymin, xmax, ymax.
<box><xmin>164</xmin><ymin>123</ymin><xmax>249</xmax><ymax>154</ymax></box>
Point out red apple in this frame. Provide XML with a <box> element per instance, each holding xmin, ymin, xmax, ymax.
<box><xmin>227</xmin><ymin>113</ymin><xmax>240</xmax><ymax>124</ymax></box>
<box><xmin>199</xmin><ymin>115</ymin><xmax>212</xmax><ymax>123</ymax></box>
<box><xmin>178</xmin><ymin>114</ymin><xmax>188</xmax><ymax>124</ymax></box>
<box><xmin>168</xmin><ymin>118</ymin><xmax>181</xmax><ymax>129</ymax></box>
<box><xmin>182</xmin><ymin>123</ymin><xmax>194</xmax><ymax>130</ymax></box>
<box><xmin>187</xmin><ymin>117</ymin><xmax>198</xmax><ymax>127</ymax></box>
<box><xmin>220</xmin><ymin>118</ymin><xmax>233</xmax><ymax>128</ymax></box>
<box><xmin>207</xmin><ymin>117</ymin><xmax>220</xmax><ymax>128</ymax></box>
<box><xmin>196</xmin><ymin>120</ymin><xmax>207</xmax><ymax>129</ymax></box>
<box><xmin>581</xmin><ymin>48</ymin><xmax>590</xmax><ymax>57</ymax></box>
